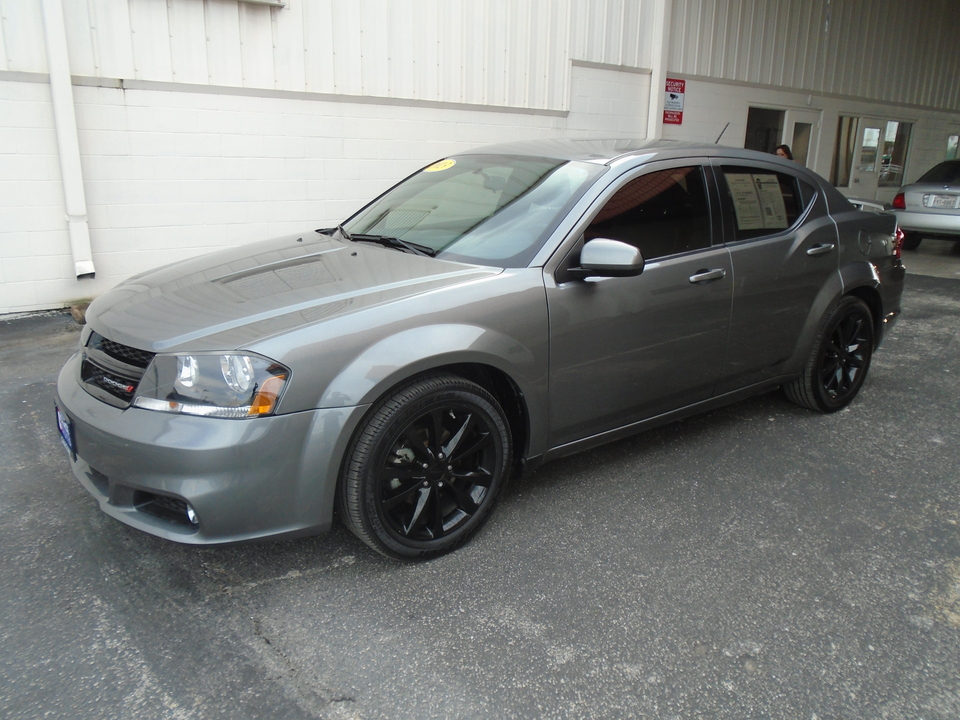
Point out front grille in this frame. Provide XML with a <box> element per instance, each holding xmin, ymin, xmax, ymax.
<box><xmin>90</xmin><ymin>332</ymin><xmax>154</xmax><ymax>368</ymax></box>
<box><xmin>80</xmin><ymin>332</ymin><xmax>155</xmax><ymax>406</ymax></box>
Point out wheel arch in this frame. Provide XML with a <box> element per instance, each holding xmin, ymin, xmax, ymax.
<box><xmin>840</xmin><ymin>259</ymin><xmax>884</xmax><ymax>348</ymax></box>
<box><xmin>321</xmin><ymin>324</ymin><xmax>543</xmax><ymax>475</ymax></box>
<box><xmin>845</xmin><ymin>284</ymin><xmax>884</xmax><ymax>348</ymax></box>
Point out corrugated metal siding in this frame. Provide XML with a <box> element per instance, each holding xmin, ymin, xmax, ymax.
<box><xmin>4</xmin><ymin>0</ymin><xmax>957</xmax><ymax>112</ymax></box>
<box><xmin>1</xmin><ymin>0</ymin><xmax>654</xmax><ymax>111</ymax></box>
<box><xmin>668</xmin><ymin>0</ymin><xmax>960</xmax><ymax>111</ymax></box>
<box><xmin>1</xmin><ymin>0</ymin><xmax>578</xmax><ymax>111</ymax></box>
<box><xmin>570</xmin><ymin>0</ymin><xmax>658</xmax><ymax>69</ymax></box>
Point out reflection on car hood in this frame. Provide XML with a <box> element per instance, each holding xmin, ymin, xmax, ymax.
<box><xmin>86</xmin><ymin>233</ymin><xmax>501</xmax><ymax>351</ymax></box>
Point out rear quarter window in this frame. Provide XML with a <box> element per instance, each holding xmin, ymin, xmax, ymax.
<box><xmin>721</xmin><ymin>165</ymin><xmax>814</xmax><ymax>241</ymax></box>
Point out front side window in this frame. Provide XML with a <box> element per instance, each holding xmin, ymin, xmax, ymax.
<box><xmin>584</xmin><ymin>166</ymin><xmax>711</xmax><ymax>260</ymax></box>
<box><xmin>344</xmin><ymin>154</ymin><xmax>604</xmax><ymax>267</ymax></box>
<box><xmin>721</xmin><ymin>166</ymin><xmax>809</xmax><ymax>241</ymax></box>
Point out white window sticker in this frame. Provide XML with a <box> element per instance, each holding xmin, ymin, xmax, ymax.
<box><xmin>727</xmin><ymin>173</ymin><xmax>789</xmax><ymax>231</ymax></box>
<box><xmin>726</xmin><ymin>174</ymin><xmax>764</xmax><ymax>230</ymax></box>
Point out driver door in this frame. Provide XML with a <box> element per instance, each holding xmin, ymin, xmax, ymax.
<box><xmin>545</xmin><ymin>163</ymin><xmax>732</xmax><ymax>448</ymax></box>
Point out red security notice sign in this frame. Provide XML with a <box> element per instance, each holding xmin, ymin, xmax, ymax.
<box><xmin>663</xmin><ymin>78</ymin><xmax>685</xmax><ymax>125</ymax></box>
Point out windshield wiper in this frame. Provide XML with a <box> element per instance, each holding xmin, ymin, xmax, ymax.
<box><xmin>337</xmin><ymin>226</ymin><xmax>436</xmax><ymax>257</ymax></box>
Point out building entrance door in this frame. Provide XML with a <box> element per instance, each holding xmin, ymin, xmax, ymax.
<box><xmin>848</xmin><ymin>118</ymin><xmax>885</xmax><ymax>200</ymax></box>
<box><xmin>783</xmin><ymin>109</ymin><xmax>821</xmax><ymax>168</ymax></box>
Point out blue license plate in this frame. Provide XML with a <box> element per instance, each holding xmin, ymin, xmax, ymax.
<box><xmin>56</xmin><ymin>405</ymin><xmax>76</xmax><ymax>460</ymax></box>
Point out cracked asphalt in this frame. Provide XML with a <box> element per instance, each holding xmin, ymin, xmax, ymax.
<box><xmin>2</xmin><ymin>272</ymin><xmax>959</xmax><ymax>720</ymax></box>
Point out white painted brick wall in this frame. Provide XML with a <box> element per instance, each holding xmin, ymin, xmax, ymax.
<box><xmin>3</xmin><ymin>78</ymin><xmax>593</xmax><ymax>313</ymax></box>
<box><xmin>568</xmin><ymin>65</ymin><xmax>650</xmax><ymax>137</ymax></box>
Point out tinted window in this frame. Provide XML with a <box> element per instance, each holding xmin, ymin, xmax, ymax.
<box><xmin>917</xmin><ymin>160</ymin><xmax>960</xmax><ymax>184</ymax></box>
<box><xmin>721</xmin><ymin>166</ymin><xmax>805</xmax><ymax>241</ymax></box>
<box><xmin>585</xmin><ymin>166</ymin><xmax>711</xmax><ymax>260</ymax></box>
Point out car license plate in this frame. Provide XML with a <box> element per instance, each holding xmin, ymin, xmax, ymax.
<box><xmin>56</xmin><ymin>405</ymin><xmax>76</xmax><ymax>460</ymax></box>
<box><xmin>928</xmin><ymin>194</ymin><xmax>958</xmax><ymax>209</ymax></box>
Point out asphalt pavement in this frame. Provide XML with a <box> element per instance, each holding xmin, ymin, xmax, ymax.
<box><xmin>2</xmin><ymin>262</ymin><xmax>959</xmax><ymax>719</ymax></box>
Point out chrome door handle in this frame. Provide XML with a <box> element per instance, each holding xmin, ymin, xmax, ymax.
<box><xmin>688</xmin><ymin>268</ymin><xmax>727</xmax><ymax>283</ymax></box>
<box><xmin>806</xmin><ymin>243</ymin><xmax>836</xmax><ymax>256</ymax></box>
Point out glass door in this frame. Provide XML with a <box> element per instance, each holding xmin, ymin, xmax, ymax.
<box><xmin>848</xmin><ymin>118</ymin><xmax>885</xmax><ymax>199</ymax></box>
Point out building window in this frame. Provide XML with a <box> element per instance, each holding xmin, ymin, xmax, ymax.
<box><xmin>947</xmin><ymin>135</ymin><xmax>959</xmax><ymax>161</ymax></box>
<box><xmin>878</xmin><ymin>121</ymin><xmax>911</xmax><ymax>187</ymax></box>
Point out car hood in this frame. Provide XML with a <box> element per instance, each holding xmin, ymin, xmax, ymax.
<box><xmin>86</xmin><ymin>232</ymin><xmax>502</xmax><ymax>352</ymax></box>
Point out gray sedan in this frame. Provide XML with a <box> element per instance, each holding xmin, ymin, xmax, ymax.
<box><xmin>55</xmin><ymin>139</ymin><xmax>905</xmax><ymax>559</ymax></box>
<box><xmin>893</xmin><ymin>159</ymin><xmax>960</xmax><ymax>250</ymax></box>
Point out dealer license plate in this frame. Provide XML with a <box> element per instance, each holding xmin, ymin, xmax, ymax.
<box><xmin>56</xmin><ymin>405</ymin><xmax>76</xmax><ymax>460</ymax></box>
<box><xmin>927</xmin><ymin>194</ymin><xmax>959</xmax><ymax>209</ymax></box>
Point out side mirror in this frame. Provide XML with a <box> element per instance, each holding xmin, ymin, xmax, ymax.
<box><xmin>568</xmin><ymin>238</ymin><xmax>645</xmax><ymax>279</ymax></box>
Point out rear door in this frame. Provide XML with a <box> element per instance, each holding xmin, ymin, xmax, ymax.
<box><xmin>545</xmin><ymin>161</ymin><xmax>732</xmax><ymax>448</ymax></box>
<box><xmin>712</xmin><ymin>160</ymin><xmax>838</xmax><ymax>393</ymax></box>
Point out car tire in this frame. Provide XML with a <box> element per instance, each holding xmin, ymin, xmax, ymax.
<box><xmin>338</xmin><ymin>373</ymin><xmax>511</xmax><ymax>559</ymax></box>
<box><xmin>784</xmin><ymin>296</ymin><xmax>874</xmax><ymax>413</ymax></box>
<box><xmin>902</xmin><ymin>232</ymin><xmax>922</xmax><ymax>251</ymax></box>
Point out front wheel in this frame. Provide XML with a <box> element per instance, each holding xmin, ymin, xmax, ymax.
<box><xmin>338</xmin><ymin>373</ymin><xmax>511</xmax><ymax>559</ymax></box>
<box><xmin>784</xmin><ymin>296</ymin><xmax>875</xmax><ymax>413</ymax></box>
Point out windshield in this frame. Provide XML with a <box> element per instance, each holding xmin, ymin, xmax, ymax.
<box><xmin>917</xmin><ymin>160</ymin><xmax>960</xmax><ymax>185</ymax></box>
<box><xmin>343</xmin><ymin>154</ymin><xmax>604</xmax><ymax>267</ymax></box>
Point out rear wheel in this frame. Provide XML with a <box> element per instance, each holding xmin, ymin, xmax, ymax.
<box><xmin>902</xmin><ymin>232</ymin><xmax>922</xmax><ymax>251</ymax></box>
<box><xmin>784</xmin><ymin>296</ymin><xmax>874</xmax><ymax>413</ymax></box>
<box><xmin>338</xmin><ymin>373</ymin><xmax>511</xmax><ymax>559</ymax></box>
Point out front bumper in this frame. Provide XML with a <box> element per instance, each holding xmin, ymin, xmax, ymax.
<box><xmin>56</xmin><ymin>351</ymin><xmax>368</xmax><ymax>544</ymax></box>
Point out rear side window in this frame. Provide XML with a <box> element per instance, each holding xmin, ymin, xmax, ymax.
<box><xmin>585</xmin><ymin>166</ymin><xmax>711</xmax><ymax>260</ymax></box>
<box><xmin>721</xmin><ymin>166</ymin><xmax>808</xmax><ymax>241</ymax></box>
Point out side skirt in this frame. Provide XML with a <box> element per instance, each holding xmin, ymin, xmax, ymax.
<box><xmin>540</xmin><ymin>377</ymin><xmax>790</xmax><ymax>464</ymax></box>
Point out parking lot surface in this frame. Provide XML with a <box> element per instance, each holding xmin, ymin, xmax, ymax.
<box><xmin>2</xmin><ymin>266</ymin><xmax>959</xmax><ymax>719</ymax></box>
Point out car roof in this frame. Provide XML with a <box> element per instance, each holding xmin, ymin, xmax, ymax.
<box><xmin>458</xmin><ymin>137</ymin><xmax>787</xmax><ymax>166</ymax></box>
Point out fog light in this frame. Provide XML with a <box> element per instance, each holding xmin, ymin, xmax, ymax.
<box><xmin>186</xmin><ymin>504</ymin><xmax>199</xmax><ymax>526</ymax></box>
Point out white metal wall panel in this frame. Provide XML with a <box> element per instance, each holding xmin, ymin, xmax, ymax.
<box><xmin>569</xmin><ymin>0</ymin><xmax>656</xmax><ymax>70</ymax></box>
<box><xmin>87</xmin><ymin>0</ymin><xmax>135</xmax><ymax>79</ymax></box>
<box><xmin>239</xmin><ymin>2</ymin><xmax>274</xmax><ymax>89</ymax></box>
<box><xmin>0</xmin><ymin>0</ymin><xmax>565</xmax><ymax>111</ymax></box>
<box><xmin>272</xmin><ymin>0</ymin><xmax>306</xmax><ymax>91</ymax></box>
<box><xmin>168</xmin><ymin>0</ymin><xmax>208</xmax><ymax>85</ymax></box>
<box><xmin>0</xmin><ymin>0</ymin><xmax>47</xmax><ymax>73</ymax></box>
<box><xmin>61</xmin><ymin>0</ymin><xmax>97</xmax><ymax>76</ymax></box>
<box><xmin>128</xmin><ymin>0</ymin><xmax>173</xmax><ymax>81</ymax></box>
<box><xmin>668</xmin><ymin>0</ymin><xmax>960</xmax><ymax>112</ymax></box>
<box><xmin>204</xmin><ymin>1</ymin><xmax>244</xmax><ymax>87</ymax></box>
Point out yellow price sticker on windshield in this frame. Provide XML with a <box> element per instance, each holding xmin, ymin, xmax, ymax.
<box><xmin>424</xmin><ymin>159</ymin><xmax>456</xmax><ymax>172</ymax></box>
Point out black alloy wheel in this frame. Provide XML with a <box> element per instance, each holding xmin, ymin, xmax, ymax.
<box><xmin>784</xmin><ymin>296</ymin><xmax>874</xmax><ymax>413</ymax></box>
<box><xmin>338</xmin><ymin>373</ymin><xmax>511</xmax><ymax>559</ymax></box>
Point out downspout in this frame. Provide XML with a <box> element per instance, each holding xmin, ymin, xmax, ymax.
<box><xmin>40</xmin><ymin>0</ymin><xmax>95</xmax><ymax>278</ymax></box>
<box><xmin>646</xmin><ymin>0</ymin><xmax>673</xmax><ymax>141</ymax></box>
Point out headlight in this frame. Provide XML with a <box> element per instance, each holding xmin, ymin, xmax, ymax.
<box><xmin>133</xmin><ymin>353</ymin><xmax>289</xmax><ymax>418</ymax></box>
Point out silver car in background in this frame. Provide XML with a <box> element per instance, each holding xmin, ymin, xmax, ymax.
<box><xmin>893</xmin><ymin>159</ymin><xmax>960</xmax><ymax>250</ymax></box>
<box><xmin>55</xmin><ymin>139</ymin><xmax>905</xmax><ymax>559</ymax></box>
